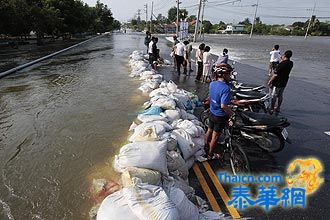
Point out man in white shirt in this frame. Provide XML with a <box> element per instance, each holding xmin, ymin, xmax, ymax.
<box><xmin>175</xmin><ymin>41</ymin><xmax>185</xmax><ymax>75</ymax></box>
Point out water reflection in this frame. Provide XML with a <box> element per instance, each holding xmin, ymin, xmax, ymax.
<box><xmin>0</xmin><ymin>33</ymin><xmax>147</xmax><ymax>219</ymax></box>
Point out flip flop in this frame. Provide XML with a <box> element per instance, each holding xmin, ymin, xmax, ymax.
<box><xmin>207</xmin><ymin>153</ymin><xmax>221</xmax><ymax>160</ymax></box>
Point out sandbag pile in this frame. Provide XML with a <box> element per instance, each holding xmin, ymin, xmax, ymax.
<box><xmin>95</xmin><ymin>50</ymin><xmax>226</xmax><ymax>220</ymax></box>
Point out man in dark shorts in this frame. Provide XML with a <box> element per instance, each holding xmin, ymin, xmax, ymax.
<box><xmin>268</xmin><ymin>50</ymin><xmax>293</xmax><ymax>115</ymax></box>
<box><xmin>205</xmin><ymin>66</ymin><xmax>235</xmax><ymax>159</ymax></box>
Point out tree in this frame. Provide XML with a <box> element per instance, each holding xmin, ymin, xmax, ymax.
<box><xmin>239</xmin><ymin>18</ymin><xmax>251</xmax><ymax>25</ymax></box>
<box><xmin>202</xmin><ymin>20</ymin><xmax>212</xmax><ymax>33</ymax></box>
<box><xmin>167</xmin><ymin>7</ymin><xmax>188</xmax><ymax>22</ymax></box>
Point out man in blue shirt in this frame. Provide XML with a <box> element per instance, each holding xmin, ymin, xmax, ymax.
<box><xmin>205</xmin><ymin>65</ymin><xmax>235</xmax><ymax>159</ymax></box>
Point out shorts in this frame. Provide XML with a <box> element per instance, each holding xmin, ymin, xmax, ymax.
<box><xmin>271</xmin><ymin>86</ymin><xmax>285</xmax><ymax>99</ymax></box>
<box><xmin>208</xmin><ymin>113</ymin><xmax>228</xmax><ymax>132</ymax></box>
<box><xmin>269</xmin><ymin>61</ymin><xmax>279</xmax><ymax>70</ymax></box>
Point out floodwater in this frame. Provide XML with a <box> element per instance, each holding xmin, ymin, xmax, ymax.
<box><xmin>0</xmin><ymin>34</ymin><xmax>148</xmax><ymax>219</ymax></box>
<box><xmin>201</xmin><ymin>34</ymin><xmax>330</xmax><ymax>89</ymax></box>
<box><xmin>1</xmin><ymin>33</ymin><xmax>329</xmax><ymax>219</ymax></box>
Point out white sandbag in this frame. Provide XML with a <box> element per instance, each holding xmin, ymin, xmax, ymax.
<box><xmin>159</xmin><ymin>81</ymin><xmax>168</xmax><ymax>88</ymax></box>
<box><xmin>151</xmin><ymin>95</ymin><xmax>176</xmax><ymax>110</ymax></box>
<box><xmin>198</xmin><ymin>211</ymin><xmax>226</xmax><ymax>220</ymax></box>
<box><xmin>190</xmin><ymin>119</ymin><xmax>205</xmax><ymax>127</ymax></box>
<box><xmin>129</xmin><ymin>124</ymin><xmax>161</xmax><ymax>142</ymax></box>
<box><xmin>192</xmin><ymin>136</ymin><xmax>205</xmax><ymax>148</ymax></box>
<box><xmin>123</xmin><ymin>184</ymin><xmax>180</xmax><ymax>220</ymax></box>
<box><xmin>167</xmin><ymin>150</ymin><xmax>189</xmax><ymax>180</ymax></box>
<box><xmin>161</xmin><ymin>134</ymin><xmax>178</xmax><ymax>151</ymax></box>
<box><xmin>168</xmin><ymin>187</ymin><xmax>199</xmax><ymax>220</ymax></box>
<box><xmin>114</xmin><ymin>140</ymin><xmax>168</xmax><ymax>174</ymax></box>
<box><xmin>137</xmin><ymin>114</ymin><xmax>168</xmax><ymax>123</ymax></box>
<box><xmin>149</xmin><ymin>87</ymin><xmax>171</xmax><ymax>97</ymax></box>
<box><xmin>138</xmin><ymin>84</ymin><xmax>153</xmax><ymax>93</ymax></box>
<box><xmin>167</xmin><ymin>80</ymin><xmax>178</xmax><ymax>93</ymax></box>
<box><xmin>128</xmin><ymin>121</ymin><xmax>138</xmax><ymax>131</ymax></box>
<box><xmin>164</xmin><ymin>109</ymin><xmax>181</xmax><ymax>122</ymax></box>
<box><xmin>174</xmin><ymin>120</ymin><xmax>203</xmax><ymax>138</ymax></box>
<box><xmin>97</xmin><ymin>190</ymin><xmax>138</xmax><ymax>220</ymax></box>
<box><xmin>121</xmin><ymin>167</ymin><xmax>161</xmax><ymax>187</ymax></box>
<box><xmin>172</xmin><ymin>129</ymin><xmax>198</xmax><ymax>160</ymax></box>
<box><xmin>162</xmin><ymin>175</ymin><xmax>195</xmax><ymax>199</ymax></box>
<box><xmin>185</xmin><ymin>156</ymin><xmax>195</xmax><ymax>170</ymax></box>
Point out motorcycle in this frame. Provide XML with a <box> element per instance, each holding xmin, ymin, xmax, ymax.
<box><xmin>200</xmin><ymin>109</ymin><xmax>290</xmax><ymax>153</ymax></box>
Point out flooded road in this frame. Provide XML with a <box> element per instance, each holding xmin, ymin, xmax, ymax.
<box><xmin>0</xmin><ymin>34</ymin><xmax>148</xmax><ymax>219</ymax></box>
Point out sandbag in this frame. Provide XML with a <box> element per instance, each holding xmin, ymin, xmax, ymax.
<box><xmin>121</xmin><ymin>167</ymin><xmax>161</xmax><ymax>187</ymax></box>
<box><xmin>128</xmin><ymin>122</ymin><xmax>167</xmax><ymax>142</ymax></box>
<box><xmin>123</xmin><ymin>184</ymin><xmax>180</xmax><ymax>220</ymax></box>
<box><xmin>137</xmin><ymin>114</ymin><xmax>168</xmax><ymax>123</ymax></box>
<box><xmin>167</xmin><ymin>150</ymin><xmax>189</xmax><ymax>180</ymax></box>
<box><xmin>168</xmin><ymin>187</ymin><xmax>199</xmax><ymax>220</ymax></box>
<box><xmin>164</xmin><ymin>109</ymin><xmax>181</xmax><ymax>122</ymax></box>
<box><xmin>114</xmin><ymin>140</ymin><xmax>168</xmax><ymax>174</ymax></box>
<box><xmin>97</xmin><ymin>190</ymin><xmax>138</xmax><ymax>220</ymax></box>
<box><xmin>185</xmin><ymin>156</ymin><xmax>196</xmax><ymax>170</ymax></box>
<box><xmin>151</xmin><ymin>95</ymin><xmax>176</xmax><ymax>110</ymax></box>
<box><xmin>172</xmin><ymin>129</ymin><xmax>199</xmax><ymax>160</ymax></box>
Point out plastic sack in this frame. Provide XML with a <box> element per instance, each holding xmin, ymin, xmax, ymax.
<box><xmin>167</xmin><ymin>80</ymin><xmax>178</xmax><ymax>93</ymax></box>
<box><xmin>172</xmin><ymin>129</ymin><xmax>199</xmax><ymax>160</ymax></box>
<box><xmin>140</xmin><ymin>106</ymin><xmax>162</xmax><ymax>116</ymax></box>
<box><xmin>168</xmin><ymin>187</ymin><xmax>199</xmax><ymax>220</ymax></box>
<box><xmin>97</xmin><ymin>190</ymin><xmax>138</xmax><ymax>220</ymax></box>
<box><xmin>167</xmin><ymin>150</ymin><xmax>189</xmax><ymax>180</ymax></box>
<box><xmin>121</xmin><ymin>167</ymin><xmax>161</xmax><ymax>187</ymax></box>
<box><xmin>123</xmin><ymin>183</ymin><xmax>180</xmax><ymax>220</ymax></box>
<box><xmin>164</xmin><ymin>109</ymin><xmax>181</xmax><ymax>122</ymax></box>
<box><xmin>151</xmin><ymin>95</ymin><xmax>176</xmax><ymax>110</ymax></box>
<box><xmin>114</xmin><ymin>140</ymin><xmax>168</xmax><ymax>174</ymax></box>
<box><xmin>137</xmin><ymin>114</ymin><xmax>168</xmax><ymax>123</ymax></box>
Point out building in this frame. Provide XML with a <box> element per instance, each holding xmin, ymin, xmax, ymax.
<box><xmin>224</xmin><ymin>24</ymin><xmax>244</xmax><ymax>34</ymax></box>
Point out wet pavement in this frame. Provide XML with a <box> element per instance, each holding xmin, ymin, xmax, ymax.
<box><xmin>156</xmin><ymin>36</ymin><xmax>330</xmax><ymax>220</ymax></box>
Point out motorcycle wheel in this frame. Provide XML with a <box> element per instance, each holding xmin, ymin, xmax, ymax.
<box><xmin>230</xmin><ymin>144</ymin><xmax>250</xmax><ymax>175</ymax></box>
<box><xmin>255</xmin><ymin>131</ymin><xmax>285</xmax><ymax>153</ymax></box>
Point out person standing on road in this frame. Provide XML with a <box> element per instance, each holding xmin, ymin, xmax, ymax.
<box><xmin>202</xmin><ymin>46</ymin><xmax>213</xmax><ymax>83</ymax></box>
<box><xmin>268</xmin><ymin>44</ymin><xmax>281</xmax><ymax>76</ymax></box>
<box><xmin>175</xmin><ymin>41</ymin><xmax>185</xmax><ymax>75</ymax></box>
<box><xmin>144</xmin><ymin>31</ymin><xmax>152</xmax><ymax>54</ymax></box>
<box><xmin>205</xmin><ymin>66</ymin><xmax>235</xmax><ymax>159</ymax></box>
<box><xmin>215</xmin><ymin>48</ymin><xmax>229</xmax><ymax>65</ymax></box>
<box><xmin>195</xmin><ymin>43</ymin><xmax>205</xmax><ymax>82</ymax></box>
<box><xmin>171</xmin><ymin>35</ymin><xmax>180</xmax><ymax>70</ymax></box>
<box><xmin>267</xmin><ymin>50</ymin><xmax>293</xmax><ymax>115</ymax></box>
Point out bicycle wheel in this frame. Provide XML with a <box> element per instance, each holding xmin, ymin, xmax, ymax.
<box><xmin>255</xmin><ymin>131</ymin><xmax>285</xmax><ymax>153</ymax></box>
<box><xmin>230</xmin><ymin>144</ymin><xmax>250</xmax><ymax>175</ymax></box>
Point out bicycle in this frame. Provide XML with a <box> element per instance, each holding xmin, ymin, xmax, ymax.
<box><xmin>200</xmin><ymin>109</ymin><xmax>250</xmax><ymax>175</ymax></box>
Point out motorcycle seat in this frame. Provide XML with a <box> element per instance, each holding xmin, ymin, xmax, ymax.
<box><xmin>240</xmin><ymin>111</ymin><xmax>287</xmax><ymax>126</ymax></box>
<box><xmin>234</xmin><ymin>91</ymin><xmax>267</xmax><ymax>100</ymax></box>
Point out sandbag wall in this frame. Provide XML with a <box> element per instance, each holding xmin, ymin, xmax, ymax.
<box><xmin>96</xmin><ymin>50</ymin><xmax>226</xmax><ymax>220</ymax></box>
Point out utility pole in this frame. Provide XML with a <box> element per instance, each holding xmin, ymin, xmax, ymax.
<box><xmin>305</xmin><ymin>1</ymin><xmax>316</xmax><ymax>39</ymax></box>
<box><xmin>176</xmin><ymin>0</ymin><xmax>181</xmax><ymax>36</ymax></box>
<box><xmin>150</xmin><ymin>1</ymin><xmax>153</xmax><ymax>32</ymax></box>
<box><xmin>144</xmin><ymin>3</ymin><xmax>148</xmax><ymax>31</ymax></box>
<box><xmin>193</xmin><ymin>0</ymin><xmax>202</xmax><ymax>42</ymax></box>
<box><xmin>198</xmin><ymin>0</ymin><xmax>206</xmax><ymax>38</ymax></box>
<box><xmin>249</xmin><ymin>0</ymin><xmax>259</xmax><ymax>38</ymax></box>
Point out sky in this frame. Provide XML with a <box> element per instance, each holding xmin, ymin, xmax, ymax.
<box><xmin>83</xmin><ymin>0</ymin><xmax>330</xmax><ymax>25</ymax></box>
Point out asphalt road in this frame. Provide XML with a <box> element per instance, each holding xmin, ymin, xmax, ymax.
<box><xmin>158</xmin><ymin>36</ymin><xmax>330</xmax><ymax>220</ymax></box>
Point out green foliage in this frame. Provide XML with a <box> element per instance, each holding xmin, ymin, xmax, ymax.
<box><xmin>167</xmin><ymin>7</ymin><xmax>188</xmax><ymax>22</ymax></box>
<box><xmin>202</xmin><ymin>20</ymin><xmax>212</xmax><ymax>33</ymax></box>
<box><xmin>0</xmin><ymin>0</ymin><xmax>118</xmax><ymax>39</ymax></box>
